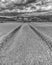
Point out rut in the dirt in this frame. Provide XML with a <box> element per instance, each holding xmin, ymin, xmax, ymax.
<box><xmin>0</xmin><ymin>25</ymin><xmax>21</xmax><ymax>53</ymax></box>
<box><xmin>30</xmin><ymin>25</ymin><xmax>52</xmax><ymax>51</ymax></box>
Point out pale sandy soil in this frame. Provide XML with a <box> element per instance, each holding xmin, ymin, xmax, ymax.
<box><xmin>0</xmin><ymin>23</ymin><xmax>22</xmax><ymax>35</ymax></box>
<box><xmin>30</xmin><ymin>22</ymin><xmax>52</xmax><ymax>37</ymax></box>
<box><xmin>0</xmin><ymin>22</ymin><xmax>52</xmax><ymax>65</ymax></box>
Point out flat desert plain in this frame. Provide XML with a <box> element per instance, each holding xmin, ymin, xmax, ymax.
<box><xmin>0</xmin><ymin>22</ymin><xmax>52</xmax><ymax>65</ymax></box>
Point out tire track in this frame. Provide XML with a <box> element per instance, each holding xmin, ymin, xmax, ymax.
<box><xmin>29</xmin><ymin>25</ymin><xmax>52</xmax><ymax>51</ymax></box>
<box><xmin>0</xmin><ymin>25</ymin><xmax>21</xmax><ymax>53</ymax></box>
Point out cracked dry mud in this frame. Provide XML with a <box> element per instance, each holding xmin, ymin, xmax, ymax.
<box><xmin>0</xmin><ymin>23</ymin><xmax>52</xmax><ymax>65</ymax></box>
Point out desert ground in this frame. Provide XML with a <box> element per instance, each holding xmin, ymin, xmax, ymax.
<box><xmin>0</xmin><ymin>22</ymin><xmax>52</xmax><ymax>65</ymax></box>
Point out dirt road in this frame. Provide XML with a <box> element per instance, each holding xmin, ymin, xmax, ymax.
<box><xmin>0</xmin><ymin>22</ymin><xmax>52</xmax><ymax>65</ymax></box>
